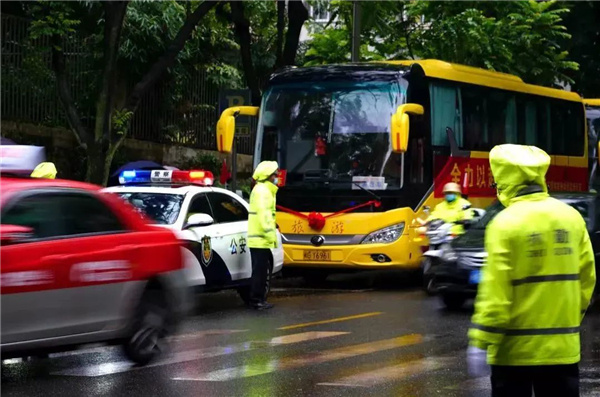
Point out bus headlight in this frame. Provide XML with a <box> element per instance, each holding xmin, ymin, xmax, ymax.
<box><xmin>361</xmin><ymin>223</ymin><xmax>405</xmax><ymax>244</ymax></box>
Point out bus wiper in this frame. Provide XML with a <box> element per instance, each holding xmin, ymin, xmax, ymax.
<box><xmin>353</xmin><ymin>182</ymin><xmax>382</xmax><ymax>201</ymax></box>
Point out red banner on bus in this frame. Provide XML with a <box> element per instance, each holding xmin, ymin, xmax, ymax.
<box><xmin>433</xmin><ymin>156</ymin><xmax>588</xmax><ymax>198</ymax></box>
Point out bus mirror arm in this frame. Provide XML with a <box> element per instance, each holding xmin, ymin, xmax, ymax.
<box><xmin>217</xmin><ymin>106</ymin><xmax>259</xmax><ymax>153</ymax></box>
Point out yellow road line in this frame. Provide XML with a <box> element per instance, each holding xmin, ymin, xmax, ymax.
<box><xmin>278</xmin><ymin>311</ymin><xmax>384</xmax><ymax>330</ymax></box>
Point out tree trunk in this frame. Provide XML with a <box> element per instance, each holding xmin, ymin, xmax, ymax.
<box><xmin>230</xmin><ymin>1</ymin><xmax>261</xmax><ymax>105</ymax></box>
<box><xmin>95</xmin><ymin>1</ymin><xmax>128</xmax><ymax>143</ymax></box>
<box><xmin>282</xmin><ymin>0</ymin><xmax>309</xmax><ymax>66</ymax></box>
<box><xmin>275</xmin><ymin>0</ymin><xmax>286</xmax><ymax>68</ymax></box>
<box><xmin>51</xmin><ymin>1</ymin><xmax>219</xmax><ymax>185</ymax></box>
<box><xmin>85</xmin><ymin>145</ymin><xmax>107</xmax><ymax>185</ymax></box>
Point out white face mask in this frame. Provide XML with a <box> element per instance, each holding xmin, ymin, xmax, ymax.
<box><xmin>272</xmin><ymin>177</ymin><xmax>279</xmax><ymax>185</ymax></box>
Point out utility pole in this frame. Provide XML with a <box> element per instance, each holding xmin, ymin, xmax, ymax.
<box><xmin>351</xmin><ymin>0</ymin><xmax>361</xmax><ymax>62</ymax></box>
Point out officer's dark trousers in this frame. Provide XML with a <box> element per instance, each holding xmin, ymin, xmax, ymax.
<box><xmin>491</xmin><ymin>364</ymin><xmax>579</xmax><ymax>397</ymax></box>
<box><xmin>249</xmin><ymin>248</ymin><xmax>271</xmax><ymax>304</ymax></box>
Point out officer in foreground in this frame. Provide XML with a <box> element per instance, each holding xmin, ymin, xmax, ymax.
<box><xmin>467</xmin><ymin>144</ymin><xmax>596</xmax><ymax>396</ymax></box>
<box><xmin>247</xmin><ymin>161</ymin><xmax>280</xmax><ymax>310</ymax></box>
<box><xmin>429</xmin><ymin>182</ymin><xmax>473</xmax><ymax>234</ymax></box>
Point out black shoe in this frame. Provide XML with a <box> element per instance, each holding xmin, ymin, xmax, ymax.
<box><xmin>251</xmin><ymin>302</ymin><xmax>274</xmax><ymax>310</ymax></box>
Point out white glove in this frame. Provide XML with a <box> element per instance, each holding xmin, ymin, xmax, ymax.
<box><xmin>467</xmin><ymin>346</ymin><xmax>490</xmax><ymax>377</ymax></box>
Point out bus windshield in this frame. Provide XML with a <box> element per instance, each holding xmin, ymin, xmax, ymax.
<box><xmin>258</xmin><ymin>79</ymin><xmax>407</xmax><ymax>190</ymax></box>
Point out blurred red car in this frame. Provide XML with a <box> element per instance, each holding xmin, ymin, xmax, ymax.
<box><xmin>0</xmin><ymin>176</ymin><xmax>188</xmax><ymax>364</ymax></box>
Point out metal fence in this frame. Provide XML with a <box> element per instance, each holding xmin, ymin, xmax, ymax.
<box><xmin>0</xmin><ymin>14</ymin><xmax>256</xmax><ymax>155</ymax></box>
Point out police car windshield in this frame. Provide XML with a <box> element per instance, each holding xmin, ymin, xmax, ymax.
<box><xmin>116</xmin><ymin>192</ymin><xmax>184</xmax><ymax>225</ymax></box>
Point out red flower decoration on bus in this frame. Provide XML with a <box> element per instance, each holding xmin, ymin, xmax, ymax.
<box><xmin>307</xmin><ymin>212</ymin><xmax>326</xmax><ymax>231</ymax></box>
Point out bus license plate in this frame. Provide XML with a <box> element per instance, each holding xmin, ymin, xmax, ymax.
<box><xmin>303</xmin><ymin>250</ymin><xmax>331</xmax><ymax>261</ymax></box>
<box><xmin>469</xmin><ymin>270</ymin><xmax>481</xmax><ymax>284</ymax></box>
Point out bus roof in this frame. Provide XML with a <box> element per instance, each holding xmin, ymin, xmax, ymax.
<box><xmin>270</xmin><ymin>60</ymin><xmax>583</xmax><ymax>103</ymax></box>
<box><xmin>384</xmin><ymin>60</ymin><xmax>582</xmax><ymax>103</ymax></box>
<box><xmin>269</xmin><ymin>64</ymin><xmax>409</xmax><ymax>85</ymax></box>
<box><xmin>584</xmin><ymin>99</ymin><xmax>600</xmax><ymax>106</ymax></box>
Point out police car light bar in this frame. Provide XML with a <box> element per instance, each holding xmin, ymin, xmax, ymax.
<box><xmin>119</xmin><ymin>169</ymin><xmax>214</xmax><ymax>186</ymax></box>
<box><xmin>0</xmin><ymin>145</ymin><xmax>46</xmax><ymax>176</ymax></box>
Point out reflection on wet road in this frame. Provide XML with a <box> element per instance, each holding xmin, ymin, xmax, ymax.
<box><xmin>2</xmin><ymin>273</ymin><xmax>600</xmax><ymax>397</ymax></box>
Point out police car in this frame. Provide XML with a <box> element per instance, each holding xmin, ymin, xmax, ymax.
<box><xmin>1</xmin><ymin>147</ymin><xmax>188</xmax><ymax>365</ymax></box>
<box><xmin>103</xmin><ymin>169</ymin><xmax>284</xmax><ymax>303</ymax></box>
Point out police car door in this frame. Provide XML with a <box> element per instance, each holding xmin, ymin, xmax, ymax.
<box><xmin>182</xmin><ymin>192</ymin><xmax>237</xmax><ymax>286</ymax></box>
<box><xmin>207</xmin><ymin>192</ymin><xmax>249</xmax><ymax>280</ymax></box>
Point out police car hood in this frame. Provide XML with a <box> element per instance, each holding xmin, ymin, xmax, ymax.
<box><xmin>489</xmin><ymin>144</ymin><xmax>550</xmax><ymax>206</ymax></box>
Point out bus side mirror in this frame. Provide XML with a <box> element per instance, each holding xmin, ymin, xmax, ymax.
<box><xmin>390</xmin><ymin>104</ymin><xmax>424</xmax><ymax>153</ymax></box>
<box><xmin>216</xmin><ymin>106</ymin><xmax>260</xmax><ymax>153</ymax></box>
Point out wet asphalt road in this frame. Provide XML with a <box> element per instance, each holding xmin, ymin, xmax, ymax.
<box><xmin>2</xmin><ymin>272</ymin><xmax>600</xmax><ymax>397</ymax></box>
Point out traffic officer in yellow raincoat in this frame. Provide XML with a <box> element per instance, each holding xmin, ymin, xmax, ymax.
<box><xmin>429</xmin><ymin>182</ymin><xmax>473</xmax><ymax>235</ymax></box>
<box><xmin>30</xmin><ymin>162</ymin><xmax>57</xmax><ymax>179</ymax></box>
<box><xmin>467</xmin><ymin>144</ymin><xmax>596</xmax><ymax>397</ymax></box>
<box><xmin>247</xmin><ymin>161</ymin><xmax>279</xmax><ymax>310</ymax></box>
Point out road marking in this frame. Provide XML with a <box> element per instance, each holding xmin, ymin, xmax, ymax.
<box><xmin>317</xmin><ymin>356</ymin><xmax>453</xmax><ymax>387</ymax></box>
<box><xmin>52</xmin><ymin>331</ymin><xmax>347</xmax><ymax>377</ymax></box>
<box><xmin>172</xmin><ymin>333</ymin><xmax>424</xmax><ymax>382</ymax></box>
<box><xmin>170</xmin><ymin>329</ymin><xmax>249</xmax><ymax>342</ymax></box>
<box><xmin>45</xmin><ymin>330</ymin><xmax>249</xmax><ymax>358</ymax></box>
<box><xmin>278</xmin><ymin>312</ymin><xmax>384</xmax><ymax>330</ymax></box>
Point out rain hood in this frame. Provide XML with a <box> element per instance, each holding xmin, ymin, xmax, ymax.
<box><xmin>252</xmin><ymin>161</ymin><xmax>279</xmax><ymax>182</ymax></box>
<box><xmin>30</xmin><ymin>162</ymin><xmax>57</xmax><ymax>179</ymax></box>
<box><xmin>489</xmin><ymin>144</ymin><xmax>550</xmax><ymax>207</ymax></box>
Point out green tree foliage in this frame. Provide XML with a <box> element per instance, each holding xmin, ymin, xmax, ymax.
<box><xmin>409</xmin><ymin>1</ymin><xmax>578</xmax><ymax>86</ymax></box>
<box><xmin>23</xmin><ymin>0</ymin><xmax>220</xmax><ymax>185</ymax></box>
<box><xmin>560</xmin><ymin>1</ymin><xmax>600</xmax><ymax>97</ymax></box>
<box><xmin>305</xmin><ymin>1</ymin><xmax>580</xmax><ymax>87</ymax></box>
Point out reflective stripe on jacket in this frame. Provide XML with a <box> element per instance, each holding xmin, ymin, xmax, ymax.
<box><xmin>468</xmin><ymin>193</ymin><xmax>596</xmax><ymax>365</ymax></box>
<box><xmin>248</xmin><ymin>181</ymin><xmax>278</xmax><ymax>249</ymax></box>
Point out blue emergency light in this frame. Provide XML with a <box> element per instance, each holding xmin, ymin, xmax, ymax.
<box><xmin>118</xmin><ymin>169</ymin><xmax>214</xmax><ymax>186</ymax></box>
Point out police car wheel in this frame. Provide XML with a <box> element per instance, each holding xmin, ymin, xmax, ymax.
<box><xmin>124</xmin><ymin>290</ymin><xmax>169</xmax><ymax>365</ymax></box>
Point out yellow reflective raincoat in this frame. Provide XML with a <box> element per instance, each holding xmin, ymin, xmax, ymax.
<box><xmin>30</xmin><ymin>162</ymin><xmax>57</xmax><ymax>179</ymax></box>
<box><xmin>248</xmin><ymin>161</ymin><xmax>279</xmax><ymax>249</ymax></box>
<box><xmin>469</xmin><ymin>144</ymin><xmax>596</xmax><ymax>366</ymax></box>
<box><xmin>429</xmin><ymin>197</ymin><xmax>473</xmax><ymax>235</ymax></box>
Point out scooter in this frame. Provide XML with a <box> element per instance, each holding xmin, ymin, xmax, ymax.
<box><xmin>419</xmin><ymin>205</ymin><xmax>486</xmax><ymax>295</ymax></box>
<box><xmin>421</xmin><ymin>220</ymin><xmax>455</xmax><ymax>295</ymax></box>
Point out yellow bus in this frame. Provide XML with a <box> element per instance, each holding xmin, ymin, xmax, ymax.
<box><xmin>217</xmin><ymin>60</ymin><xmax>588</xmax><ymax>278</ymax></box>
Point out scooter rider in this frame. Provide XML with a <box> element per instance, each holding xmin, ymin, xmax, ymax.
<box><xmin>429</xmin><ymin>182</ymin><xmax>473</xmax><ymax>235</ymax></box>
